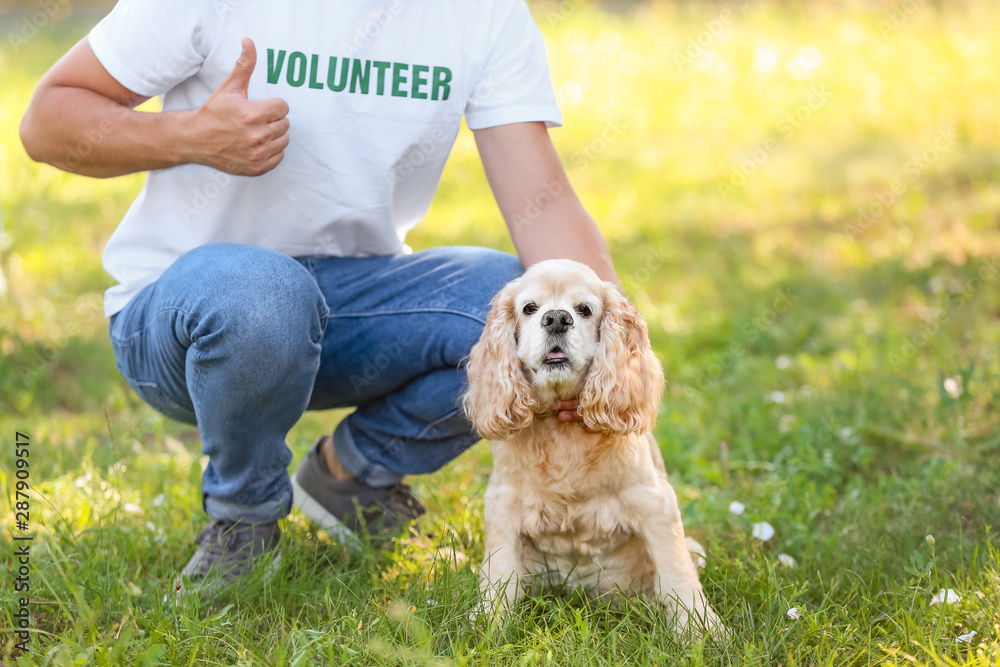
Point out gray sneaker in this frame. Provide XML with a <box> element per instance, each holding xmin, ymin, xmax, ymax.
<box><xmin>291</xmin><ymin>435</ymin><xmax>425</xmax><ymax>546</ymax></box>
<box><xmin>172</xmin><ymin>518</ymin><xmax>281</xmax><ymax>600</ymax></box>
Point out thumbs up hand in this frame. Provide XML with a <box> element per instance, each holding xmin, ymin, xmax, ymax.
<box><xmin>186</xmin><ymin>38</ymin><xmax>290</xmax><ymax>176</ymax></box>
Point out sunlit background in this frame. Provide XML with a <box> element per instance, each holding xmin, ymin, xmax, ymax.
<box><xmin>2</xmin><ymin>1</ymin><xmax>1000</xmax><ymax>663</ymax></box>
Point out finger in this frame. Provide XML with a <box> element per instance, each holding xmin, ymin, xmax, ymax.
<box><xmin>267</xmin><ymin>117</ymin><xmax>290</xmax><ymax>140</ymax></box>
<box><xmin>220</xmin><ymin>37</ymin><xmax>257</xmax><ymax>98</ymax></box>
<box><xmin>247</xmin><ymin>149</ymin><xmax>285</xmax><ymax>177</ymax></box>
<box><xmin>557</xmin><ymin>410</ymin><xmax>584</xmax><ymax>422</ymax></box>
<box><xmin>252</xmin><ymin>96</ymin><xmax>290</xmax><ymax>122</ymax></box>
<box><xmin>260</xmin><ymin>133</ymin><xmax>290</xmax><ymax>158</ymax></box>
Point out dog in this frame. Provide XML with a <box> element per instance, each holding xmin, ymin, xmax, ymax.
<box><xmin>463</xmin><ymin>259</ymin><xmax>725</xmax><ymax>639</ymax></box>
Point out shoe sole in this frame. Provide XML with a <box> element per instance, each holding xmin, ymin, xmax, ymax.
<box><xmin>291</xmin><ymin>472</ymin><xmax>361</xmax><ymax>550</ymax></box>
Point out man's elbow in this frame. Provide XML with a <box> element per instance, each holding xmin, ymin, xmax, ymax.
<box><xmin>20</xmin><ymin>111</ymin><xmax>41</xmax><ymax>161</ymax></box>
<box><xmin>20</xmin><ymin>104</ymin><xmax>53</xmax><ymax>166</ymax></box>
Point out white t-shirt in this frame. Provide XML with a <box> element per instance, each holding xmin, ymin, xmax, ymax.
<box><xmin>90</xmin><ymin>0</ymin><xmax>562</xmax><ymax>317</ymax></box>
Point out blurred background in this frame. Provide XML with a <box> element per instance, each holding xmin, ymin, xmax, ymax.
<box><xmin>1</xmin><ymin>0</ymin><xmax>999</xmax><ymax>663</ymax></box>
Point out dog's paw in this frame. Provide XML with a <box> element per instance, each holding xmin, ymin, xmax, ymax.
<box><xmin>470</xmin><ymin>595</ymin><xmax>514</xmax><ymax>626</ymax></box>
<box><xmin>699</xmin><ymin>607</ymin><xmax>733</xmax><ymax>644</ymax></box>
<box><xmin>666</xmin><ymin>602</ymin><xmax>731</xmax><ymax>643</ymax></box>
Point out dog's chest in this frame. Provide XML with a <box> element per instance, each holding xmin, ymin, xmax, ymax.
<box><xmin>522</xmin><ymin>495</ymin><xmax>629</xmax><ymax>553</ymax></box>
<box><xmin>497</xmin><ymin>424</ymin><xmax>657</xmax><ymax>592</ymax></box>
<box><xmin>519</xmin><ymin>494</ymin><xmax>653</xmax><ymax>592</ymax></box>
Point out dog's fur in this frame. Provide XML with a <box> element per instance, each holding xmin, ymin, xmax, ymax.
<box><xmin>464</xmin><ymin>259</ymin><xmax>724</xmax><ymax>637</ymax></box>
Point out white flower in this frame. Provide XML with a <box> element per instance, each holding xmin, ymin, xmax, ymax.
<box><xmin>768</xmin><ymin>391</ymin><xmax>786</xmax><ymax>404</ymax></box>
<box><xmin>787</xmin><ymin>607</ymin><xmax>801</xmax><ymax>620</ymax></box>
<box><xmin>778</xmin><ymin>553</ymin><xmax>796</xmax><ymax>568</ymax></box>
<box><xmin>955</xmin><ymin>630</ymin><xmax>977</xmax><ymax>644</ymax></box>
<box><xmin>944</xmin><ymin>376</ymin><xmax>963</xmax><ymax>399</ymax></box>
<box><xmin>775</xmin><ymin>355</ymin><xmax>791</xmax><ymax>369</ymax></box>
<box><xmin>752</xmin><ymin>521</ymin><xmax>775</xmax><ymax>541</ymax></box>
<box><xmin>729</xmin><ymin>501</ymin><xmax>746</xmax><ymax>515</ymax></box>
<box><xmin>839</xmin><ymin>427</ymin><xmax>853</xmax><ymax>438</ymax></box>
<box><xmin>427</xmin><ymin>599</ymin><xmax>438</xmax><ymax>606</ymax></box>
<box><xmin>931</xmin><ymin>588</ymin><xmax>961</xmax><ymax>605</ymax></box>
<box><xmin>74</xmin><ymin>472</ymin><xmax>91</xmax><ymax>488</ymax></box>
<box><xmin>151</xmin><ymin>493</ymin><xmax>166</xmax><ymax>507</ymax></box>
<box><xmin>123</xmin><ymin>503</ymin><xmax>142</xmax><ymax>514</ymax></box>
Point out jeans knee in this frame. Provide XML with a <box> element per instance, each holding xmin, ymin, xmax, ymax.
<box><xmin>178</xmin><ymin>244</ymin><xmax>329</xmax><ymax>356</ymax></box>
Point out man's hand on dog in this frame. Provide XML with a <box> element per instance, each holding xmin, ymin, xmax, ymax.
<box><xmin>552</xmin><ymin>399</ymin><xmax>595</xmax><ymax>432</ymax></box>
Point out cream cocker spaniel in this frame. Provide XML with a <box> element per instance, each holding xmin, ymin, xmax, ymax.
<box><xmin>463</xmin><ymin>259</ymin><xmax>725</xmax><ymax>638</ymax></box>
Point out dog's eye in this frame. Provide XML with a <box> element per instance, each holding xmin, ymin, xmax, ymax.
<box><xmin>576</xmin><ymin>304</ymin><xmax>593</xmax><ymax>318</ymax></box>
<box><xmin>522</xmin><ymin>302</ymin><xmax>538</xmax><ymax>316</ymax></box>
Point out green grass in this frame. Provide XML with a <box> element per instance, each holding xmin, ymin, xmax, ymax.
<box><xmin>3</xmin><ymin>1</ymin><xmax>1000</xmax><ymax>664</ymax></box>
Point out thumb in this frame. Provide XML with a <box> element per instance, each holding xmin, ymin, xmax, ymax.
<box><xmin>221</xmin><ymin>37</ymin><xmax>256</xmax><ymax>97</ymax></box>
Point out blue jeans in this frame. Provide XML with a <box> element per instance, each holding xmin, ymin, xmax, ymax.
<box><xmin>107</xmin><ymin>243</ymin><xmax>523</xmax><ymax>523</ymax></box>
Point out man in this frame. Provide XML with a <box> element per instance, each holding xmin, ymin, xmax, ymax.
<box><xmin>21</xmin><ymin>0</ymin><xmax>620</xmax><ymax>596</ymax></box>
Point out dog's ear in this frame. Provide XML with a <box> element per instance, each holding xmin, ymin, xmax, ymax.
<box><xmin>463</xmin><ymin>279</ymin><xmax>535</xmax><ymax>440</ymax></box>
<box><xmin>579</xmin><ymin>284</ymin><xmax>664</xmax><ymax>434</ymax></box>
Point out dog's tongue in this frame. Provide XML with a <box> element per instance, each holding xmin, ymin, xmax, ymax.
<box><xmin>546</xmin><ymin>350</ymin><xmax>568</xmax><ymax>360</ymax></box>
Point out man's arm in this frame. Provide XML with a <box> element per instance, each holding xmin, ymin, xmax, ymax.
<box><xmin>473</xmin><ymin>121</ymin><xmax>620</xmax><ymax>287</ymax></box>
<box><xmin>475</xmin><ymin>121</ymin><xmax>620</xmax><ymax>425</ymax></box>
<box><xmin>20</xmin><ymin>37</ymin><xmax>289</xmax><ymax>178</ymax></box>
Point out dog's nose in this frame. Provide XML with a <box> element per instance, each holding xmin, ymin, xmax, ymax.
<box><xmin>541</xmin><ymin>309</ymin><xmax>574</xmax><ymax>334</ymax></box>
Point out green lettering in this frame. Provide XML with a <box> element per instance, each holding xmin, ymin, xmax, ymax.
<box><xmin>327</xmin><ymin>57</ymin><xmax>348</xmax><ymax>92</ymax></box>
<box><xmin>372</xmin><ymin>61</ymin><xmax>391</xmax><ymax>95</ymax></box>
<box><xmin>431</xmin><ymin>66</ymin><xmax>452</xmax><ymax>101</ymax></box>
<box><xmin>411</xmin><ymin>64</ymin><xmax>429</xmax><ymax>99</ymax></box>
<box><xmin>286</xmin><ymin>51</ymin><xmax>307</xmax><ymax>87</ymax></box>
<box><xmin>350</xmin><ymin>58</ymin><xmax>371</xmax><ymax>94</ymax></box>
<box><xmin>392</xmin><ymin>62</ymin><xmax>409</xmax><ymax>98</ymax></box>
<box><xmin>308</xmin><ymin>54</ymin><xmax>323</xmax><ymax>89</ymax></box>
<box><xmin>266</xmin><ymin>49</ymin><xmax>286</xmax><ymax>85</ymax></box>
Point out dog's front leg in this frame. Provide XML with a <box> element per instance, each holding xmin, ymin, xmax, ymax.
<box><xmin>632</xmin><ymin>486</ymin><xmax>726</xmax><ymax>640</ymax></box>
<box><xmin>477</xmin><ymin>480</ymin><xmax>525</xmax><ymax>619</ymax></box>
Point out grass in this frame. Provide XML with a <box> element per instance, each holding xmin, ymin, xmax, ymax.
<box><xmin>2</xmin><ymin>0</ymin><xmax>1000</xmax><ymax>664</ymax></box>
